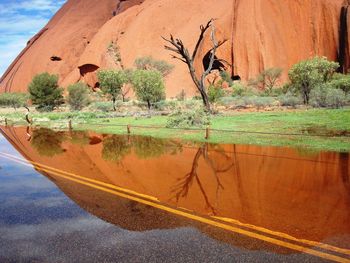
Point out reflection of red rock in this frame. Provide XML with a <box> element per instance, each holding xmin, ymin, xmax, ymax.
<box><xmin>1</xmin><ymin>126</ymin><xmax>350</xmax><ymax>250</ymax></box>
<box><xmin>0</xmin><ymin>0</ymin><xmax>349</xmax><ymax>97</ymax></box>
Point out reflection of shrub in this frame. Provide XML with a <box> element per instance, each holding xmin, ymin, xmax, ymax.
<box><xmin>133</xmin><ymin>136</ymin><xmax>168</xmax><ymax>159</ymax></box>
<box><xmin>67</xmin><ymin>83</ymin><xmax>90</xmax><ymax>111</ymax></box>
<box><xmin>278</xmin><ymin>92</ymin><xmax>302</xmax><ymax>107</ymax></box>
<box><xmin>0</xmin><ymin>93</ymin><xmax>28</xmax><ymax>109</ymax></box>
<box><xmin>31</xmin><ymin>128</ymin><xmax>65</xmax><ymax>157</ymax></box>
<box><xmin>102</xmin><ymin>135</ymin><xmax>131</xmax><ymax>162</ymax></box>
<box><xmin>70</xmin><ymin>131</ymin><xmax>90</xmax><ymax>146</ymax></box>
<box><xmin>166</xmin><ymin>108</ymin><xmax>210</xmax><ymax>128</ymax></box>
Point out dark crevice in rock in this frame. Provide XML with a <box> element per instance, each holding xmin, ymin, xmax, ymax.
<box><xmin>338</xmin><ymin>5</ymin><xmax>349</xmax><ymax>73</ymax></box>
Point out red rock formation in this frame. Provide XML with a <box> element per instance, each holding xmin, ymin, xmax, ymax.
<box><xmin>0</xmin><ymin>0</ymin><xmax>347</xmax><ymax>97</ymax></box>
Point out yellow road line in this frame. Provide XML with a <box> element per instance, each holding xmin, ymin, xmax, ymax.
<box><xmin>0</xmin><ymin>152</ymin><xmax>159</xmax><ymax>202</ymax></box>
<box><xmin>1</xmin><ymin>153</ymin><xmax>350</xmax><ymax>263</ymax></box>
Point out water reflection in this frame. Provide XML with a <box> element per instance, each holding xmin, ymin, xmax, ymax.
<box><xmin>31</xmin><ymin>128</ymin><xmax>65</xmax><ymax>157</ymax></box>
<box><xmin>1</xmin><ymin>126</ymin><xmax>350</xmax><ymax>255</ymax></box>
<box><xmin>102</xmin><ymin>135</ymin><xmax>131</xmax><ymax>162</ymax></box>
<box><xmin>172</xmin><ymin>144</ymin><xmax>234</xmax><ymax>215</ymax></box>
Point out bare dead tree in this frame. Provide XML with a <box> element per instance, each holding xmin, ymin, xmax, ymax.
<box><xmin>162</xmin><ymin>19</ymin><xmax>227</xmax><ymax>112</ymax></box>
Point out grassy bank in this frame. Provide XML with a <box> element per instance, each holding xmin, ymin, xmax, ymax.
<box><xmin>1</xmin><ymin>108</ymin><xmax>350</xmax><ymax>152</ymax></box>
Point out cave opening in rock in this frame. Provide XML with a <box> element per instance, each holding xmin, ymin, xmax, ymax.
<box><xmin>94</xmin><ymin>82</ymin><xmax>100</xmax><ymax>89</ymax></box>
<box><xmin>202</xmin><ymin>51</ymin><xmax>226</xmax><ymax>72</ymax></box>
<box><xmin>202</xmin><ymin>50</ymin><xmax>240</xmax><ymax>81</ymax></box>
<box><xmin>79</xmin><ymin>64</ymin><xmax>99</xmax><ymax>77</ymax></box>
<box><xmin>50</xmin><ymin>56</ymin><xmax>62</xmax><ymax>61</ymax></box>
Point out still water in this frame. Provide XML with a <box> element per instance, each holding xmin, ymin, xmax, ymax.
<box><xmin>0</xmin><ymin>126</ymin><xmax>349</xmax><ymax>262</ymax></box>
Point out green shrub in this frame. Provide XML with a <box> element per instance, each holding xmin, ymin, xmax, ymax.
<box><xmin>220</xmin><ymin>71</ymin><xmax>233</xmax><ymax>86</ymax></box>
<box><xmin>278</xmin><ymin>92</ymin><xmax>302</xmax><ymax>107</ymax></box>
<box><xmin>154</xmin><ymin>100</ymin><xmax>178</xmax><ymax>111</ymax></box>
<box><xmin>166</xmin><ymin>108</ymin><xmax>210</xmax><ymax>129</ymax></box>
<box><xmin>288</xmin><ymin>57</ymin><xmax>339</xmax><ymax>104</ymax></box>
<box><xmin>131</xmin><ymin>69</ymin><xmax>166</xmax><ymax>109</ymax></box>
<box><xmin>310</xmin><ymin>85</ymin><xmax>328</xmax><ymax>107</ymax></box>
<box><xmin>67</xmin><ymin>83</ymin><xmax>90</xmax><ymax>111</ymax></box>
<box><xmin>231</xmin><ymin>82</ymin><xmax>246</xmax><ymax>97</ymax></box>
<box><xmin>89</xmin><ymin>101</ymin><xmax>113</xmax><ymax>112</ymax></box>
<box><xmin>183</xmin><ymin>99</ymin><xmax>202</xmax><ymax>109</ymax></box>
<box><xmin>28</xmin><ymin>73</ymin><xmax>64</xmax><ymax>111</ymax></box>
<box><xmin>281</xmin><ymin>83</ymin><xmax>293</xmax><ymax>94</ymax></box>
<box><xmin>134</xmin><ymin>56</ymin><xmax>174</xmax><ymax>77</ymax></box>
<box><xmin>243</xmin><ymin>96</ymin><xmax>276</xmax><ymax>109</ymax></box>
<box><xmin>208</xmin><ymin>85</ymin><xmax>225</xmax><ymax>103</ymax></box>
<box><xmin>0</xmin><ymin>93</ymin><xmax>28</xmax><ymax>109</ymax></box>
<box><xmin>325</xmin><ymin>89</ymin><xmax>347</xmax><ymax>108</ymax></box>
<box><xmin>310</xmin><ymin>84</ymin><xmax>347</xmax><ymax>108</ymax></box>
<box><xmin>176</xmin><ymin>89</ymin><xmax>186</xmax><ymax>101</ymax></box>
<box><xmin>218</xmin><ymin>96</ymin><xmax>238</xmax><ymax>107</ymax></box>
<box><xmin>329</xmin><ymin>73</ymin><xmax>350</xmax><ymax>94</ymax></box>
<box><xmin>249</xmin><ymin>68</ymin><xmax>283</xmax><ymax>94</ymax></box>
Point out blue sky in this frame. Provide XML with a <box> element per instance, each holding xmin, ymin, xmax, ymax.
<box><xmin>0</xmin><ymin>0</ymin><xmax>66</xmax><ymax>76</ymax></box>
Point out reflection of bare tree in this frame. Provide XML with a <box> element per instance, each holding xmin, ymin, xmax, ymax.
<box><xmin>26</xmin><ymin>126</ymin><xmax>31</xmax><ymax>141</ymax></box>
<box><xmin>172</xmin><ymin>143</ymin><xmax>234</xmax><ymax>215</ymax></box>
<box><xmin>340</xmin><ymin>152</ymin><xmax>350</xmax><ymax>197</ymax></box>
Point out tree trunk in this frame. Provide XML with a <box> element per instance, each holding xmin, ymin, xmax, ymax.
<box><xmin>112</xmin><ymin>97</ymin><xmax>116</xmax><ymax>111</ymax></box>
<box><xmin>147</xmin><ymin>100</ymin><xmax>151</xmax><ymax>110</ymax></box>
<box><xmin>199</xmin><ymin>79</ymin><xmax>211</xmax><ymax>112</ymax></box>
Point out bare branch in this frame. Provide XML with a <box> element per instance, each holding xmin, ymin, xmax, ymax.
<box><xmin>171</xmin><ymin>55</ymin><xmax>187</xmax><ymax>63</ymax></box>
<box><xmin>192</xmin><ymin>19</ymin><xmax>213</xmax><ymax>60</ymax></box>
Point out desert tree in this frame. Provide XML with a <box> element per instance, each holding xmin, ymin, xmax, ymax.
<box><xmin>28</xmin><ymin>73</ymin><xmax>64</xmax><ymax>111</ymax></box>
<box><xmin>131</xmin><ymin>69</ymin><xmax>165</xmax><ymax>110</ymax></box>
<box><xmin>163</xmin><ymin>19</ymin><xmax>227</xmax><ymax>112</ymax></box>
<box><xmin>288</xmin><ymin>57</ymin><xmax>339</xmax><ymax>104</ymax></box>
<box><xmin>97</xmin><ymin>69</ymin><xmax>128</xmax><ymax>110</ymax></box>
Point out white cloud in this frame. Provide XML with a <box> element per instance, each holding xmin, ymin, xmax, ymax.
<box><xmin>0</xmin><ymin>0</ymin><xmax>66</xmax><ymax>77</ymax></box>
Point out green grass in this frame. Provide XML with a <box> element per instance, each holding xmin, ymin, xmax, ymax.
<box><xmin>1</xmin><ymin>108</ymin><xmax>350</xmax><ymax>152</ymax></box>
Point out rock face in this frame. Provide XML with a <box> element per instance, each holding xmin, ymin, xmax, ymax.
<box><xmin>0</xmin><ymin>0</ymin><xmax>348</xmax><ymax>97</ymax></box>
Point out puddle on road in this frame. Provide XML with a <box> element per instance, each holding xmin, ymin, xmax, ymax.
<box><xmin>0</xmin><ymin>125</ymin><xmax>349</xmax><ymax>261</ymax></box>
